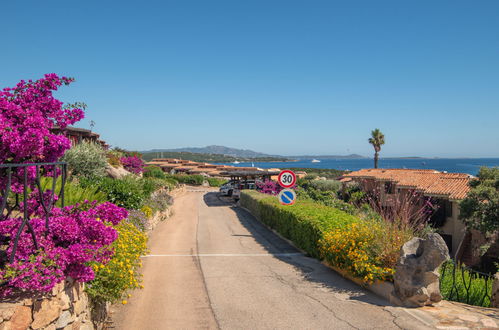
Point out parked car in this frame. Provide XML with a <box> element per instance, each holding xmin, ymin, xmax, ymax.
<box><xmin>231</xmin><ymin>180</ymin><xmax>257</xmax><ymax>200</ymax></box>
<box><xmin>219</xmin><ymin>180</ymin><xmax>237</xmax><ymax>196</ymax></box>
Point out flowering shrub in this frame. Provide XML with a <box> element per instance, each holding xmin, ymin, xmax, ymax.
<box><xmin>0</xmin><ymin>201</ymin><xmax>128</xmax><ymax>296</ymax></box>
<box><xmin>319</xmin><ymin>221</ymin><xmax>405</xmax><ymax>282</ymax></box>
<box><xmin>120</xmin><ymin>155</ymin><xmax>144</xmax><ymax>175</ymax></box>
<box><xmin>241</xmin><ymin>190</ymin><xmax>413</xmax><ymax>282</ymax></box>
<box><xmin>256</xmin><ymin>180</ymin><xmax>283</xmax><ymax>195</ymax></box>
<box><xmin>86</xmin><ymin>221</ymin><xmax>148</xmax><ymax>303</ymax></box>
<box><xmin>0</xmin><ymin>74</ymin><xmax>84</xmax><ymax>192</ymax></box>
<box><xmin>126</xmin><ymin>210</ymin><xmax>150</xmax><ymax>232</ymax></box>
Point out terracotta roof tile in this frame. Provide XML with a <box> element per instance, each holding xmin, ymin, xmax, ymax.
<box><xmin>345</xmin><ymin>169</ymin><xmax>473</xmax><ymax>200</ymax></box>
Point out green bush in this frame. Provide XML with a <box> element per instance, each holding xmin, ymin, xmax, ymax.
<box><xmin>39</xmin><ymin>177</ymin><xmax>107</xmax><ymax>206</ymax></box>
<box><xmin>96</xmin><ymin>176</ymin><xmax>145</xmax><ymax>210</ymax></box>
<box><xmin>174</xmin><ymin>174</ymin><xmax>204</xmax><ymax>185</ymax></box>
<box><xmin>308</xmin><ymin>180</ymin><xmax>342</xmax><ymax>192</ymax></box>
<box><xmin>440</xmin><ymin>261</ymin><xmax>493</xmax><ymax>307</ymax></box>
<box><xmin>240</xmin><ymin>191</ymin><xmax>359</xmax><ymax>258</ymax></box>
<box><xmin>62</xmin><ymin>141</ymin><xmax>108</xmax><ymax>178</ymax></box>
<box><xmin>143</xmin><ymin>165</ymin><xmax>166</xmax><ymax>179</ymax></box>
<box><xmin>206</xmin><ymin>178</ymin><xmax>227</xmax><ymax>187</ymax></box>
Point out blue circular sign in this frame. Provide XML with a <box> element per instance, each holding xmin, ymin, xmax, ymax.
<box><xmin>278</xmin><ymin>189</ymin><xmax>296</xmax><ymax>205</ymax></box>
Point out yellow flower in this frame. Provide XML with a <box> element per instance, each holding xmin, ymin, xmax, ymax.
<box><xmin>122</xmin><ymin>300</ymin><xmax>128</xmax><ymax>305</ymax></box>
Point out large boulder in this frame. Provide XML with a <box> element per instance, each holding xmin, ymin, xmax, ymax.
<box><xmin>393</xmin><ymin>233</ymin><xmax>450</xmax><ymax>307</ymax></box>
<box><xmin>105</xmin><ymin>165</ymin><xmax>131</xmax><ymax>179</ymax></box>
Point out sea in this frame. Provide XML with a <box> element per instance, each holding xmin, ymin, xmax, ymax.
<box><xmin>215</xmin><ymin>158</ymin><xmax>499</xmax><ymax>176</ymax></box>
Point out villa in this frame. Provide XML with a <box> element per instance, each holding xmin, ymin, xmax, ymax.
<box><xmin>343</xmin><ymin>169</ymin><xmax>473</xmax><ymax>258</ymax></box>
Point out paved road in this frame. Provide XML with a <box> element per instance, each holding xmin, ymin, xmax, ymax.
<box><xmin>111</xmin><ymin>188</ymin><xmax>432</xmax><ymax>329</ymax></box>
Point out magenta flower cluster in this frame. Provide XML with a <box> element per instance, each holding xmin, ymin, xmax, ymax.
<box><xmin>0</xmin><ymin>74</ymin><xmax>84</xmax><ymax>192</ymax></box>
<box><xmin>120</xmin><ymin>155</ymin><xmax>144</xmax><ymax>174</ymax></box>
<box><xmin>256</xmin><ymin>180</ymin><xmax>284</xmax><ymax>195</ymax></box>
<box><xmin>0</xmin><ymin>201</ymin><xmax>128</xmax><ymax>296</ymax></box>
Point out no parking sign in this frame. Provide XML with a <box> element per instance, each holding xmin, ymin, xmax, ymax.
<box><xmin>278</xmin><ymin>189</ymin><xmax>296</xmax><ymax>205</ymax></box>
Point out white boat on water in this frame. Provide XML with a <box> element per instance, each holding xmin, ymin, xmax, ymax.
<box><xmin>311</xmin><ymin>159</ymin><xmax>321</xmax><ymax>163</ymax></box>
<box><xmin>233</xmin><ymin>161</ymin><xmax>240</xmax><ymax>164</ymax></box>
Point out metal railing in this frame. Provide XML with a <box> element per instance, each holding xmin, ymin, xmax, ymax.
<box><xmin>0</xmin><ymin>162</ymin><xmax>67</xmax><ymax>264</ymax></box>
<box><xmin>440</xmin><ymin>259</ymin><xmax>494</xmax><ymax>307</ymax></box>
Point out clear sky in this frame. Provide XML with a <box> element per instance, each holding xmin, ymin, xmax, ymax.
<box><xmin>1</xmin><ymin>0</ymin><xmax>498</xmax><ymax>157</ymax></box>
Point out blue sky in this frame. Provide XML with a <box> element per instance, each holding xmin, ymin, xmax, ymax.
<box><xmin>1</xmin><ymin>0</ymin><xmax>498</xmax><ymax>157</ymax></box>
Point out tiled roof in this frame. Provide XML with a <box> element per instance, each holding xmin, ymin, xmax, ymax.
<box><xmin>345</xmin><ymin>169</ymin><xmax>473</xmax><ymax>200</ymax></box>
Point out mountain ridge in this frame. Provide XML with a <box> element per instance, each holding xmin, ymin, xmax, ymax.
<box><xmin>142</xmin><ymin>145</ymin><xmax>366</xmax><ymax>159</ymax></box>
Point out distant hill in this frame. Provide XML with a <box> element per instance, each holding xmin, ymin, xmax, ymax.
<box><xmin>144</xmin><ymin>145</ymin><xmax>281</xmax><ymax>159</ymax></box>
<box><xmin>142</xmin><ymin>145</ymin><xmax>366</xmax><ymax>161</ymax></box>
<box><xmin>141</xmin><ymin>151</ymin><xmax>290</xmax><ymax>163</ymax></box>
<box><xmin>291</xmin><ymin>154</ymin><xmax>366</xmax><ymax>159</ymax></box>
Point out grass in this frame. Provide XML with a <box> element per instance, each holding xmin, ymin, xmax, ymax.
<box><xmin>439</xmin><ymin>260</ymin><xmax>493</xmax><ymax>307</ymax></box>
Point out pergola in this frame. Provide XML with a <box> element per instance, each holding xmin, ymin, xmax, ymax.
<box><xmin>219</xmin><ymin>170</ymin><xmax>280</xmax><ymax>182</ymax></box>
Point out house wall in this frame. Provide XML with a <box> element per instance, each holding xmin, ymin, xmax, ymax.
<box><xmin>439</xmin><ymin>201</ymin><xmax>466</xmax><ymax>257</ymax></box>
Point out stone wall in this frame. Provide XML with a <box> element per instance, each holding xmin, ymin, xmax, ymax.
<box><xmin>0</xmin><ymin>278</ymin><xmax>94</xmax><ymax>330</ymax></box>
<box><xmin>492</xmin><ymin>273</ymin><xmax>499</xmax><ymax>308</ymax></box>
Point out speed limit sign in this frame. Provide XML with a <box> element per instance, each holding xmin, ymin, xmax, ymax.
<box><xmin>278</xmin><ymin>170</ymin><xmax>296</xmax><ymax>188</ymax></box>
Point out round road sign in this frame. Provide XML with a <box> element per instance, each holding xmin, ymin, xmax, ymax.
<box><xmin>278</xmin><ymin>189</ymin><xmax>296</xmax><ymax>205</ymax></box>
<box><xmin>278</xmin><ymin>170</ymin><xmax>296</xmax><ymax>188</ymax></box>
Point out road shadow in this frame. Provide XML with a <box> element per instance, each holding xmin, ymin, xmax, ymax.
<box><xmin>201</xmin><ymin>191</ymin><xmax>394</xmax><ymax>307</ymax></box>
<box><xmin>203</xmin><ymin>191</ymin><xmax>235</xmax><ymax>207</ymax></box>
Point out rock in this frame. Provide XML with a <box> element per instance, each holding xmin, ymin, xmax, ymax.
<box><xmin>105</xmin><ymin>165</ymin><xmax>131</xmax><ymax>179</ymax></box>
<box><xmin>0</xmin><ymin>305</ymin><xmax>15</xmax><ymax>322</ymax></box>
<box><xmin>32</xmin><ymin>298</ymin><xmax>62</xmax><ymax>329</ymax></box>
<box><xmin>51</xmin><ymin>281</ymin><xmax>65</xmax><ymax>296</ymax></box>
<box><xmin>79</xmin><ymin>323</ymin><xmax>94</xmax><ymax>330</ymax></box>
<box><xmin>9</xmin><ymin>305</ymin><xmax>32</xmax><ymax>330</ymax></box>
<box><xmin>0</xmin><ymin>321</ymin><xmax>12</xmax><ymax>330</ymax></box>
<box><xmin>55</xmin><ymin>310</ymin><xmax>74</xmax><ymax>329</ymax></box>
<box><xmin>44</xmin><ymin>324</ymin><xmax>56</xmax><ymax>330</ymax></box>
<box><xmin>393</xmin><ymin>233</ymin><xmax>450</xmax><ymax>307</ymax></box>
<box><xmin>492</xmin><ymin>273</ymin><xmax>499</xmax><ymax>308</ymax></box>
<box><xmin>59</xmin><ymin>291</ymin><xmax>71</xmax><ymax>311</ymax></box>
<box><xmin>74</xmin><ymin>294</ymin><xmax>88</xmax><ymax>316</ymax></box>
<box><xmin>70</xmin><ymin>320</ymin><xmax>81</xmax><ymax>330</ymax></box>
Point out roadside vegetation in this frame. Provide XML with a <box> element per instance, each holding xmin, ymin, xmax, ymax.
<box><xmin>241</xmin><ymin>190</ymin><xmax>413</xmax><ymax>282</ymax></box>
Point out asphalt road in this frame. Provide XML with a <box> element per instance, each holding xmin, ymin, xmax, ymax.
<box><xmin>111</xmin><ymin>188</ymin><xmax>432</xmax><ymax>330</ymax></box>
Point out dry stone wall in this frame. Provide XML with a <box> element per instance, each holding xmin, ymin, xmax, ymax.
<box><xmin>0</xmin><ymin>278</ymin><xmax>94</xmax><ymax>330</ymax></box>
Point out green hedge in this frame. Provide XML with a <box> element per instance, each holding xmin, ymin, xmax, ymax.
<box><xmin>240</xmin><ymin>190</ymin><xmax>359</xmax><ymax>258</ymax></box>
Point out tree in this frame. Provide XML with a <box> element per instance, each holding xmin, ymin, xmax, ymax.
<box><xmin>460</xmin><ymin>167</ymin><xmax>499</xmax><ymax>236</ymax></box>
<box><xmin>368</xmin><ymin>129</ymin><xmax>385</xmax><ymax>169</ymax></box>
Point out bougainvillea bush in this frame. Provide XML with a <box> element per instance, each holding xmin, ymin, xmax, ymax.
<box><xmin>0</xmin><ymin>75</ymin><xmax>132</xmax><ymax>298</ymax></box>
<box><xmin>0</xmin><ymin>74</ymin><xmax>85</xmax><ymax>192</ymax></box>
<box><xmin>0</xmin><ymin>201</ymin><xmax>128</xmax><ymax>296</ymax></box>
<box><xmin>120</xmin><ymin>155</ymin><xmax>144</xmax><ymax>175</ymax></box>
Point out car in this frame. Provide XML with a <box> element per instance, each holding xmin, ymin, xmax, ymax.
<box><xmin>219</xmin><ymin>180</ymin><xmax>237</xmax><ymax>196</ymax></box>
<box><xmin>231</xmin><ymin>180</ymin><xmax>258</xmax><ymax>200</ymax></box>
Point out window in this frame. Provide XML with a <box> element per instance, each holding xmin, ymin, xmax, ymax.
<box><xmin>384</xmin><ymin>182</ymin><xmax>395</xmax><ymax>194</ymax></box>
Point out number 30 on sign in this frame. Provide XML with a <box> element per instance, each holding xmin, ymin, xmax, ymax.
<box><xmin>278</xmin><ymin>170</ymin><xmax>296</xmax><ymax>188</ymax></box>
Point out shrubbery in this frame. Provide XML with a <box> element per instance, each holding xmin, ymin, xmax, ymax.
<box><xmin>143</xmin><ymin>165</ymin><xmax>166</xmax><ymax>179</ymax></box>
<box><xmin>240</xmin><ymin>191</ymin><xmax>413</xmax><ymax>282</ymax></box>
<box><xmin>174</xmin><ymin>174</ymin><xmax>204</xmax><ymax>185</ymax></box>
<box><xmin>62</xmin><ymin>141</ymin><xmax>108</xmax><ymax>178</ymax></box>
<box><xmin>86</xmin><ymin>221</ymin><xmax>148</xmax><ymax>303</ymax></box>
<box><xmin>206</xmin><ymin>177</ymin><xmax>227</xmax><ymax>187</ymax></box>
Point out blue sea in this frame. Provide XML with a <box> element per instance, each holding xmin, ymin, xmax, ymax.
<box><xmin>215</xmin><ymin>158</ymin><xmax>499</xmax><ymax>176</ymax></box>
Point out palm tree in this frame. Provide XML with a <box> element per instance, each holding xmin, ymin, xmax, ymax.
<box><xmin>368</xmin><ymin>129</ymin><xmax>385</xmax><ymax>169</ymax></box>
